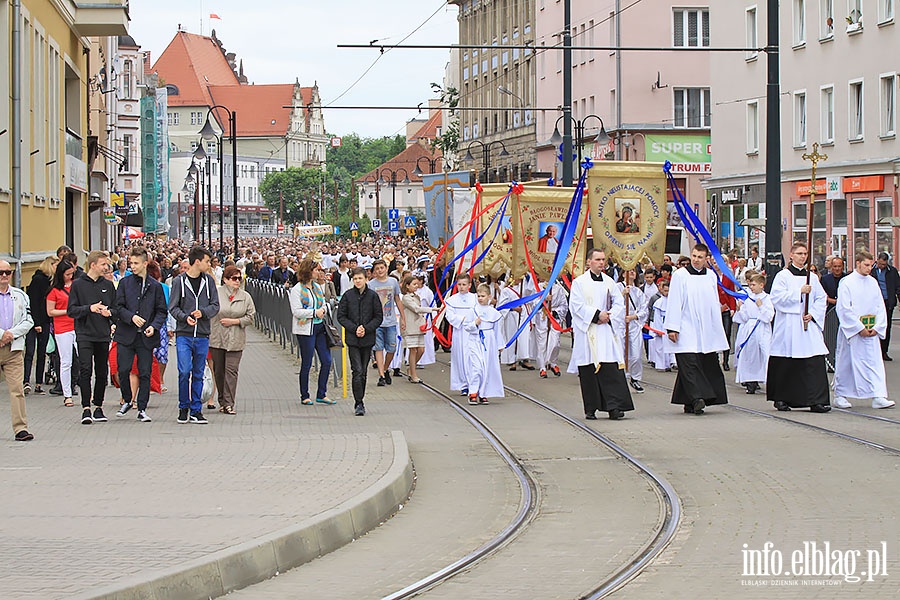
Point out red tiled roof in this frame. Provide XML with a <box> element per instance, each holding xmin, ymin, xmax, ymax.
<box><xmin>207</xmin><ymin>84</ymin><xmax>294</xmax><ymax>137</ymax></box>
<box><xmin>411</xmin><ymin>110</ymin><xmax>442</xmax><ymax>142</ymax></box>
<box><xmin>360</xmin><ymin>143</ymin><xmax>443</xmax><ymax>183</ymax></box>
<box><xmin>151</xmin><ymin>31</ymin><xmax>238</xmax><ymax>107</ymax></box>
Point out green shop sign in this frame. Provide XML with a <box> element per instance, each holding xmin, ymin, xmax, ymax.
<box><xmin>645</xmin><ymin>134</ymin><xmax>711</xmax><ymax>174</ymax></box>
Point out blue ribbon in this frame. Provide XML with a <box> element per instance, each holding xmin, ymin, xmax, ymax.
<box><xmin>735</xmin><ymin>318</ymin><xmax>762</xmax><ymax>359</ymax></box>
<box><xmin>664</xmin><ymin>161</ymin><xmax>748</xmax><ymax>301</ymax></box>
<box><xmin>497</xmin><ymin>158</ymin><xmax>593</xmax><ymax>348</ymax></box>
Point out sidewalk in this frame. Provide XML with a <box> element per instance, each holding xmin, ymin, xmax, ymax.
<box><xmin>0</xmin><ymin>330</ymin><xmax>412</xmax><ymax>600</ymax></box>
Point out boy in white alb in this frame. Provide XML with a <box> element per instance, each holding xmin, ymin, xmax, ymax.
<box><xmin>733</xmin><ymin>272</ymin><xmax>774</xmax><ymax>394</ymax></box>
<box><xmin>444</xmin><ymin>273</ymin><xmax>478</xmax><ymax>395</ymax></box>
<box><xmin>648</xmin><ymin>279</ymin><xmax>676</xmax><ymax>371</ymax></box>
<box><xmin>617</xmin><ymin>270</ymin><xmax>648</xmax><ymax>393</ymax></box>
<box><xmin>534</xmin><ymin>279</ymin><xmax>568</xmax><ymax>378</ymax></box>
<box><xmin>461</xmin><ymin>284</ymin><xmax>506</xmax><ymax>404</ymax></box>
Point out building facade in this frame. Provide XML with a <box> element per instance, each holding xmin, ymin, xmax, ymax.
<box><xmin>1</xmin><ymin>0</ymin><xmax>128</xmax><ymax>282</ymax></box>
<box><xmin>450</xmin><ymin>0</ymin><xmax>536</xmax><ymax>183</ymax></box>
<box><xmin>708</xmin><ymin>1</ymin><xmax>900</xmax><ymax>264</ymax></box>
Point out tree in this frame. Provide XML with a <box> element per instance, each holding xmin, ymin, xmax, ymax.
<box><xmin>430</xmin><ymin>82</ymin><xmax>460</xmax><ymax>171</ymax></box>
<box><xmin>258</xmin><ymin>167</ymin><xmax>323</xmax><ymax>224</ymax></box>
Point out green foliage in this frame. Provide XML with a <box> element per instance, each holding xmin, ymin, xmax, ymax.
<box><xmin>258</xmin><ymin>167</ymin><xmax>324</xmax><ymax>223</ymax></box>
<box><xmin>430</xmin><ymin>83</ymin><xmax>460</xmax><ymax>170</ymax></box>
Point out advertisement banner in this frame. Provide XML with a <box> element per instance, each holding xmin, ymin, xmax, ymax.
<box><xmin>588</xmin><ymin>161</ymin><xmax>667</xmax><ymax>270</ymax></box>
<box><xmin>644</xmin><ymin>134</ymin><xmax>711</xmax><ymax>174</ymax></box>
<box><xmin>422</xmin><ymin>170</ymin><xmax>471</xmax><ymax>248</ymax></box>
<box><xmin>294</xmin><ymin>224</ymin><xmax>334</xmax><ymax>237</ymax></box>
<box><xmin>515</xmin><ymin>186</ymin><xmax>589</xmax><ymax>279</ymax></box>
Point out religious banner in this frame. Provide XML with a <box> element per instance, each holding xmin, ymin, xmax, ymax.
<box><xmin>515</xmin><ymin>186</ymin><xmax>589</xmax><ymax>280</ymax></box>
<box><xmin>451</xmin><ymin>187</ymin><xmax>477</xmax><ymax>273</ymax></box>
<box><xmin>294</xmin><ymin>224</ymin><xmax>334</xmax><ymax>237</ymax></box>
<box><xmin>472</xmin><ymin>182</ymin><xmax>516</xmax><ymax>277</ymax></box>
<box><xmin>588</xmin><ymin>161</ymin><xmax>666</xmax><ymax>270</ymax></box>
<box><xmin>422</xmin><ymin>170</ymin><xmax>471</xmax><ymax>248</ymax></box>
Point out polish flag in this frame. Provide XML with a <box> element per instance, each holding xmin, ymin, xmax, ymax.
<box><xmin>209</xmin><ymin>13</ymin><xmax>222</xmax><ymax>20</ymax></box>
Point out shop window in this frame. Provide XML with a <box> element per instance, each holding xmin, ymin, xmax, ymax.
<box><xmin>876</xmin><ymin>197</ymin><xmax>894</xmax><ymax>258</ymax></box>
<box><xmin>853</xmin><ymin>198</ymin><xmax>871</xmax><ymax>258</ymax></box>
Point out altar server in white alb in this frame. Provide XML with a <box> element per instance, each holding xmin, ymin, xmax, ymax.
<box><xmin>443</xmin><ymin>273</ymin><xmax>478</xmax><ymax>396</ymax></box>
<box><xmin>617</xmin><ymin>269</ymin><xmax>648</xmax><ymax>393</ymax></box>
<box><xmin>461</xmin><ymin>283</ymin><xmax>506</xmax><ymax>405</ymax></box>
<box><xmin>414</xmin><ymin>271</ymin><xmax>436</xmax><ymax>367</ymax></box>
<box><xmin>647</xmin><ymin>279</ymin><xmax>676</xmax><ymax>371</ymax></box>
<box><xmin>732</xmin><ymin>272</ymin><xmax>774</xmax><ymax>394</ymax></box>
<box><xmin>498</xmin><ymin>275</ymin><xmax>522</xmax><ymax>368</ymax></box>
<box><xmin>664</xmin><ymin>244</ymin><xmax>730</xmax><ymax>415</ymax></box>
<box><xmin>833</xmin><ymin>251</ymin><xmax>895</xmax><ymax>409</ymax></box>
<box><xmin>568</xmin><ymin>248</ymin><xmax>634</xmax><ymax>421</ymax></box>
<box><xmin>534</xmin><ymin>279</ymin><xmax>568</xmax><ymax>378</ymax></box>
<box><xmin>767</xmin><ymin>242</ymin><xmax>831</xmax><ymax>412</ymax></box>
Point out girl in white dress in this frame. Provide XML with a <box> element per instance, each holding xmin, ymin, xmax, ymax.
<box><xmin>462</xmin><ymin>283</ymin><xmax>506</xmax><ymax>405</ymax></box>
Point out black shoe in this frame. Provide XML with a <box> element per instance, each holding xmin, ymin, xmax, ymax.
<box><xmin>393</xmin><ymin>368</ymin><xmax>401</xmax><ymax>377</ymax></box>
<box><xmin>23</xmin><ymin>382</ymin><xmax>32</xmax><ymax>396</ymax></box>
<box><xmin>585</xmin><ymin>412</ymin><xmax>597</xmax><ymax>420</ymax></box>
<box><xmin>722</xmin><ymin>362</ymin><xmax>730</xmax><ymax>372</ymax></box>
<box><xmin>177</xmin><ymin>407</ymin><xmax>190</xmax><ymax>423</ymax></box>
<box><xmin>774</xmin><ymin>401</ymin><xmax>791</xmax><ymax>412</ymax></box>
<box><xmin>117</xmin><ymin>402</ymin><xmax>132</xmax><ymax>417</ymax></box>
<box><xmin>189</xmin><ymin>412</ymin><xmax>208</xmax><ymax>424</ymax></box>
<box><xmin>81</xmin><ymin>409</ymin><xmax>93</xmax><ymax>425</ymax></box>
<box><xmin>683</xmin><ymin>404</ymin><xmax>693</xmax><ymax>413</ymax></box>
<box><xmin>518</xmin><ymin>360</ymin><xmax>536</xmax><ymax>371</ymax></box>
<box><xmin>15</xmin><ymin>430</ymin><xmax>34</xmax><ymax>441</ymax></box>
<box><xmin>884</xmin><ymin>354</ymin><xmax>893</xmax><ymax>362</ymax></box>
<box><xmin>810</xmin><ymin>404</ymin><xmax>831</xmax><ymax>413</ymax></box>
<box><xmin>629</xmin><ymin>379</ymin><xmax>645</xmax><ymax>394</ymax></box>
<box><xmin>384</xmin><ymin>371</ymin><xmax>392</xmax><ymax>385</ymax></box>
<box><xmin>692</xmin><ymin>399</ymin><xmax>706</xmax><ymax>415</ymax></box>
<box><xmin>608</xmin><ymin>409</ymin><xmax>625</xmax><ymax>420</ymax></box>
<box><xmin>49</xmin><ymin>386</ymin><xmax>64</xmax><ymax>396</ymax></box>
<box><xmin>377</xmin><ymin>376</ymin><xmax>386</xmax><ymax>387</ymax></box>
<box><xmin>355</xmin><ymin>403</ymin><xmax>366</xmax><ymax>416</ymax></box>
<box><xmin>92</xmin><ymin>407</ymin><xmax>108</xmax><ymax>422</ymax></box>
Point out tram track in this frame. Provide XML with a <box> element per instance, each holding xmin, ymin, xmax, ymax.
<box><xmin>386</xmin><ymin>361</ymin><xmax>682</xmax><ymax>599</ymax></box>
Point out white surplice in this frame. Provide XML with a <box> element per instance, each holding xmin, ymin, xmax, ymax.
<box><xmin>497</xmin><ymin>285</ymin><xmax>521</xmax><ymax>365</ymax></box>
<box><xmin>648</xmin><ymin>296</ymin><xmax>676</xmax><ymax>370</ymax></box>
<box><xmin>616</xmin><ymin>282</ymin><xmax>648</xmax><ymax>380</ymax></box>
<box><xmin>445</xmin><ymin>291</ymin><xmax>478</xmax><ymax>390</ymax></box>
<box><xmin>567</xmin><ymin>270</ymin><xmax>625</xmax><ymax>374</ymax></box>
<box><xmin>732</xmin><ymin>291</ymin><xmax>774</xmax><ymax>383</ymax></box>
<box><xmin>833</xmin><ymin>270</ymin><xmax>888</xmax><ymax>399</ymax></box>
<box><xmin>533</xmin><ymin>282</ymin><xmax>569</xmax><ymax>370</ymax></box>
<box><xmin>664</xmin><ymin>266</ymin><xmax>729</xmax><ymax>354</ymax></box>
<box><xmin>462</xmin><ymin>303</ymin><xmax>506</xmax><ymax>398</ymax></box>
<box><xmin>769</xmin><ymin>266</ymin><xmax>828</xmax><ymax>358</ymax></box>
<box><xmin>416</xmin><ymin>285</ymin><xmax>436</xmax><ymax>366</ymax></box>
<box><xmin>518</xmin><ymin>276</ymin><xmax>537</xmax><ymax>361</ymax></box>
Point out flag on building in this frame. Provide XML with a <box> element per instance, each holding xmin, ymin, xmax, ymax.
<box><xmin>209</xmin><ymin>13</ymin><xmax>222</xmax><ymax>20</ymax></box>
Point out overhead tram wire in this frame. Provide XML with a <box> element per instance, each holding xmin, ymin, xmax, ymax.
<box><xmin>338</xmin><ymin>43</ymin><xmax>765</xmax><ymax>53</ymax></box>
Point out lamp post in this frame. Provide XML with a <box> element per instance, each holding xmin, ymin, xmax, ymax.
<box><xmin>187</xmin><ymin>162</ymin><xmax>200</xmax><ymax>243</ymax></box>
<box><xmin>548</xmin><ymin>114</ymin><xmax>610</xmax><ymax>173</ymax></box>
<box><xmin>377</xmin><ymin>167</ymin><xmax>411</xmax><ymax>213</ymax></box>
<box><xmin>462</xmin><ymin>140</ymin><xmax>509</xmax><ymax>184</ymax></box>
<box><xmin>180</xmin><ymin>175</ymin><xmax>194</xmax><ymax>242</ymax></box>
<box><xmin>363</xmin><ymin>174</ymin><xmax>380</xmax><ymax>221</ymax></box>
<box><xmin>412</xmin><ymin>156</ymin><xmax>445</xmax><ymax>177</ymax></box>
<box><xmin>199</xmin><ymin>105</ymin><xmax>237</xmax><ymax>258</ymax></box>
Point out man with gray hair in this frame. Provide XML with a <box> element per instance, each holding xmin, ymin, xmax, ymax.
<box><xmin>0</xmin><ymin>260</ymin><xmax>35</xmax><ymax>440</ymax></box>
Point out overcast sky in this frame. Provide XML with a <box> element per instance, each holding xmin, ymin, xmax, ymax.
<box><xmin>128</xmin><ymin>0</ymin><xmax>459</xmax><ymax>139</ymax></box>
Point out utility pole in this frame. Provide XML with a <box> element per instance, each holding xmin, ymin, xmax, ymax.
<box><xmin>561</xmin><ymin>0</ymin><xmax>573</xmax><ymax>186</ymax></box>
<box><xmin>279</xmin><ymin>189</ymin><xmax>283</xmax><ymax>236</ymax></box>
<box><xmin>764</xmin><ymin>0</ymin><xmax>782</xmax><ymax>289</ymax></box>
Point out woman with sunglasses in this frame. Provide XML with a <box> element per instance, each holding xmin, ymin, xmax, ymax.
<box><xmin>209</xmin><ymin>265</ymin><xmax>256</xmax><ymax>415</ymax></box>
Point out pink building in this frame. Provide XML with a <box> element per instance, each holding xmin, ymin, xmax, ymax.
<box><xmin>534</xmin><ymin>1</ymin><xmax>712</xmax><ymax>233</ymax></box>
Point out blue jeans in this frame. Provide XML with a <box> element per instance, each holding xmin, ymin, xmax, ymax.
<box><xmin>297</xmin><ymin>323</ymin><xmax>333</xmax><ymax>400</ymax></box>
<box><xmin>176</xmin><ymin>336</ymin><xmax>209</xmax><ymax>412</ymax></box>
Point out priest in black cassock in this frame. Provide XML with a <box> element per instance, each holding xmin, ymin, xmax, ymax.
<box><xmin>568</xmin><ymin>248</ymin><xmax>634</xmax><ymax>420</ymax></box>
<box><xmin>664</xmin><ymin>244</ymin><xmax>730</xmax><ymax>415</ymax></box>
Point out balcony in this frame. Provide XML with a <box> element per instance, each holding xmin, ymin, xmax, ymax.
<box><xmin>73</xmin><ymin>1</ymin><xmax>130</xmax><ymax>37</ymax></box>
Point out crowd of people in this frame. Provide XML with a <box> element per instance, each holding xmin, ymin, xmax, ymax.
<box><xmin>1</xmin><ymin>232</ymin><xmax>897</xmax><ymax>441</ymax></box>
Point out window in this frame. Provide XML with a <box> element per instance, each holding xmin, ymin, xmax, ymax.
<box><xmin>673</xmin><ymin>8</ymin><xmax>710</xmax><ymax>47</ymax></box>
<box><xmin>849</xmin><ymin>79</ymin><xmax>864</xmax><ymax>139</ymax></box>
<box><xmin>747</xmin><ymin>100</ymin><xmax>759</xmax><ymax>153</ymax></box>
<box><xmin>190</xmin><ymin>111</ymin><xmax>204</xmax><ymax>126</ymax></box>
<box><xmin>879</xmin><ymin>0</ymin><xmax>895</xmax><ymax>22</ymax></box>
<box><xmin>122</xmin><ymin>60</ymin><xmax>133</xmax><ymax>99</ymax></box>
<box><xmin>746</xmin><ymin>6</ymin><xmax>758</xmax><ymax>59</ymax></box>
<box><xmin>847</xmin><ymin>0</ymin><xmax>863</xmax><ymax>31</ymax></box>
<box><xmin>821</xmin><ymin>0</ymin><xmax>834</xmax><ymax>37</ymax></box>
<box><xmin>122</xmin><ymin>135</ymin><xmax>132</xmax><ymax>172</ymax></box>
<box><xmin>794</xmin><ymin>0</ymin><xmax>807</xmax><ymax>45</ymax></box>
<box><xmin>207</xmin><ymin>141</ymin><xmax>216</xmax><ymax>155</ymax></box>
<box><xmin>821</xmin><ymin>85</ymin><xmax>835</xmax><ymax>143</ymax></box>
<box><xmin>794</xmin><ymin>91</ymin><xmax>807</xmax><ymax>146</ymax></box>
<box><xmin>167</xmin><ymin>112</ymin><xmax>179</xmax><ymax>126</ymax></box>
<box><xmin>880</xmin><ymin>73</ymin><xmax>896</xmax><ymax>136</ymax></box>
<box><xmin>853</xmin><ymin>198</ymin><xmax>871</xmax><ymax>258</ymax></box>
<box><xmin>674</xmin><ymin>88</ymin><xmax>711</xmax><ymax>128</ymax></box>
<box><xmin>876</xmin><ymin>197</ymin><xmax>894</xmax><ymax>258</ymax></box>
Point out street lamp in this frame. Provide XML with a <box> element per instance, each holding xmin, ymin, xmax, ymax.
<box><xmin>462</xmin><ymin>140</ymin><xmax>509</xmax><ymax>184</ymax></box>
<box><xmin>362</xmin><ymin>174</ymin><xmax>381</xmax><ymax>220</ymax></box>
<box><xmin>199</xmin><ymin>105</ymin><xmax>237</xmax><ymax>258</ymax></box>
<box><xmin>377</xmin><ymin>167</ymin><xmax>410</xmax><ymax>212</ymax></box>
<box><xmin>548</xmin><ymin>114</ymin><xmax>610</xmax><ymax>171</ymax></box>
<box><xmin>192</xmin><ymin>143</ymin><xmax>213</xmax><ymax>248</ymax></box>
<box><xmin>412</xmin><ymin>156</ymin><xmax>445</xmax><ymax>176</ymax></box>
<box><xmin>187</xmin><ymin>162</ymin><xmax>201</xmax><ymax>243</ymax></box>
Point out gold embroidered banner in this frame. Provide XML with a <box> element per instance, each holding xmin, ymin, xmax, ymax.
<box><xmin>515</xmin><ymin>186</ymin><xmax>588</xmax><ymax>279</ymax></box>
<box><xmin>474</xmin><ymin>182</ymin><xmax>518</xmax><ymax>277</ymax></box>
<box><xmin>588</xmin><ymin>161</ymin><xmax>666</xmax><ymax>270</ymax></box>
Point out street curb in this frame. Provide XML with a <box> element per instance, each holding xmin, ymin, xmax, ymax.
<box><xmin>73</xmin><ymin>430</ymin><xmax>414</xmax><ymax>600</ymax></box>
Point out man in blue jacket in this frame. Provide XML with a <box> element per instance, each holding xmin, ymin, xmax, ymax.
<box><xmin>114</xmin><ymin>246</ymin><xmax>168</xmax><ymax>422</ymax></box>
<box><xmin>169</xmin><ymin>247</ymin><xmax>220</xmax><ymax>424</ymax></box>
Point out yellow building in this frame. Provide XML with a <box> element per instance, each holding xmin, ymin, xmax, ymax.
<box><xmin>0</xmin><ymin>0</ymin><xmax>128</xmax><ymax>285</ymax></box>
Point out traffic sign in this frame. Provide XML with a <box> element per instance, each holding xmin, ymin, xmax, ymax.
<box><xmin>351</xmin><ymin>230</ymin><xmax>358</xmax><ymax>238</ymax></box>
<box><xmin>349</xmin><ymin>222</ymin><xmax>359</xmax><ymax>231</ymax></box>
<box><xmin>388</xmin><ymin>208</ymin><xmax>400</xmax><ymax>220</ymax></box>
<box><xmin>277</xmin><ymin>223</ymin><xmax>285</xmax><ymax>233</ymax></box>
<box><xmin>333</xmin><ymin>226</ymin><xmax>340</xmax><ymax>235</ymax></box>
<box><xmin>389</xmin><ymin>220</ymin><xmax>399</xmax><ymax>232</ymax></box>
<box><xmin>406</xmin><ymin>227</ymin><xmax>416</xmax><ymax>237</ymax></box>
<box><xmin>403</xmin><ymin>215</ymin><xmax>417</xmax><ymax>228</ymax></box>
<box><xmin>372</xmin><ymin>219</ymin><xmax>382</xmax><ymax>231</ymax></box>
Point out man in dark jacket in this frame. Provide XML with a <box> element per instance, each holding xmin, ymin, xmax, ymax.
<box><xmin>871</xmin><ymin>252</ymin><xmax>900</xmax><ymax>360</ymax></box>
<box><xmin>67</xmin><ymin>251</ymin><xmax>116</xmax><ymax>424</ymax></box>
<box><xmin>169</xmin><ymin>246</ymin><xmax>220</xmax><ymax>424</ymax></box>
<box><xmin>114</xmin><ymin>246</ymin><xmax>168</xmax><ymax>422</ymax></box>
<box><xmin>337</xmin><ymin>267</ymin><xmax>383</xmax><ymax>416</ymax></box>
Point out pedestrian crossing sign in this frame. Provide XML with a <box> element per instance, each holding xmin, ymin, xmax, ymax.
<box><xmin>404</xmin><ymin>215</ymin><xmax>417</xmax><ymax>228</ymax></box>
<box><xmin>349</xmin><ymin>222</ymin><xmax>359</xmax><ymax>231</ymax></box>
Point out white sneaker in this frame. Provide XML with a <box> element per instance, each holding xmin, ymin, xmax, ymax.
<box><xmin>872</xmin><ymin>398</ymin><xmax>896</xmax><ymax>409</ymax></box>
<box><xmin>833</xmin><ymin>396</ymin><xmax>852</xmax><ymax>409</ymax></box>
<box><xmin>137</xmin><ymin>410</ymin><xmax>152</xmax><ymax>422</ymax></box>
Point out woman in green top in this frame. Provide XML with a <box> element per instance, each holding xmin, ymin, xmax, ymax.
<box><xmin>289</xmin><ymin>259</ymin><xmax>335</xmax><ymax>406</ymax></box>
